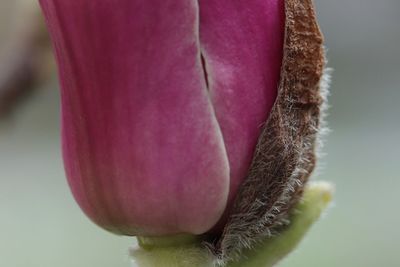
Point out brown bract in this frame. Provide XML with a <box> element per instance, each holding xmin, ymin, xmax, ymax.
<box><xmin>208</xmin><ymin>0</ymin><xmax>328</xmax><ymax>264</ymax></box>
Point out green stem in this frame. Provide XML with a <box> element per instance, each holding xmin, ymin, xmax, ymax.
<box><xmin>131</xmin><ymin>182</ymin><xmax>333</xmax><ymax>267</ymax></box>
<box><xmin>137</xmin><ymin>234</ymin><xmax>202</xmax><ymax>250</ymax></box>
<box><xmin>131</xmin><ymin>235</ymin><xmax>213</xmax><ymax>267</ymax></box>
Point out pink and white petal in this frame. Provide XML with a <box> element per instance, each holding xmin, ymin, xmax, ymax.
<box><xmin>199</xmin><ymin>0</ymin><xmax>285</xmax><ymax>224</ymax></box>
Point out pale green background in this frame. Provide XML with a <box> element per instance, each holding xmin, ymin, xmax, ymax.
<box><xmin>1</xmin><ymin>0</ymin><xmax>399</xmax><ymax>266</ymax></box>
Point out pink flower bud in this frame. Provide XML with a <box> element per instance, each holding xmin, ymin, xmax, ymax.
<box><xmin>39</xmin><ymin>1</ymin><xmax>326</xmax><ymax>255</ymax></box>
<box><xmin>39</xmin><ymin>0</ymin><xmax>284</xmax><ymax>236</ymax></box>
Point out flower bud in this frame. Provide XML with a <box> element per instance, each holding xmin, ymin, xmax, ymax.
<box><xmin>40</xmin><ymin>0</ymin><xmax>326</xmax><ymax>261</ymax></box>
<box><xmin>39</xmin><ymin>0</ymin><xmax>284</xmax><ymax>235</ymax></box>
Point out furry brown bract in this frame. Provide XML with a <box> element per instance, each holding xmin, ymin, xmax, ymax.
<box><xmin>208</xmin><ymin>0</ymin><xmax>328</xmax><ymax>264</ymax></box>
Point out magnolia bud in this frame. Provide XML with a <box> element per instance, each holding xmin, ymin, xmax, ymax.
<box><xmin>39</xmin><ymin>0</ymin><xmax>326</xmax><ymax>262</ymax></box>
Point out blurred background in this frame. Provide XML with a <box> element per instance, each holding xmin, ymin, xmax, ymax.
<box><xmin>0</xmin><ymin>0</ymin><xmax>399</xmax><ymax>266</ymax></box>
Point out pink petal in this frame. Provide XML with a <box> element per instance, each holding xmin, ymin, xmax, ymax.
<box><xmin>40</xmin><ymin>0</ymin><xmax>230</xmax><ymax>235</ymax></box>
<box><xmin>199</xmin><ymin>0</ymin><xmax>285</xmax><ymax>226</ymax></box>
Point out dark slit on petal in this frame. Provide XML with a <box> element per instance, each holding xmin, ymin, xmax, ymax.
<box><xmin>201</xmin><ymin>53</ymin><xmax>210</xmax><ymax>90</ymax></box>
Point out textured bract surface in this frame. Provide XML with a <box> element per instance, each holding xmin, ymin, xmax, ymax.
<box><xmin>210</xmin><ymin>0</ymin><xmax>327</xmax><ymax>262</ymax></box>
